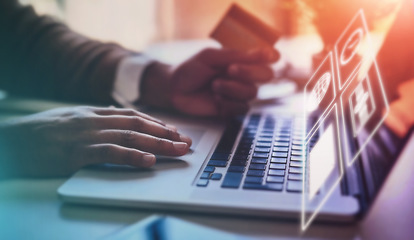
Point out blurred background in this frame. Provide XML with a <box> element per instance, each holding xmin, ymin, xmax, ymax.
<box><xmin>19</xmin><ymin>0</ymin><xmax>317</xmax><ymax>51</ymax></box>
<box><xmin>18</xmin><ymin>0</ymin><xmax>403</xmax><ymax>100</ymax></box>
<box><xmin>19</xmin><ymin>0</ymin><xmax>401</xmax><ymax>51</ymax></box>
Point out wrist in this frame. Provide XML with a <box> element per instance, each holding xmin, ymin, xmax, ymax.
<box><xmin>139</xmin><ymin>61</ymin><xmax>174</xmax><ymax>109</ymax></box>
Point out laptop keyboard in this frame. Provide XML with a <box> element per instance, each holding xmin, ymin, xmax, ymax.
<box><xmin>196</xmin><ymin>114</ymin><xmax>313</xmax><ymax>192</ymax></box>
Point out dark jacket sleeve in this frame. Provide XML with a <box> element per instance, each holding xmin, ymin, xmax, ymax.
<box><xmin>0</xmin><ymin>0</ymin><xmax>135</xmax><ymax>104</ymax></box>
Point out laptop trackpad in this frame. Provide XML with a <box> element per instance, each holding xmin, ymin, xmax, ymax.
<box><xmin>177</xmin><ymin>127</ymin><xmax>205</xmax><ymax>151</ymax></box>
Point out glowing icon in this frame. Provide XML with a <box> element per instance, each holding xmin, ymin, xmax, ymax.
<box><xmin>334</xmin><ymin>10</ymin><xmax>369</xmax><ymax>90</ymax></box>
<box><xmin>340</xmin><ymin>28</ymin><xmax>363</xmax><ymax>65</ymax></box>
<box><xmin>349</xmin><ymin>77</ymin><xmax>375</xmax><ymax>137</ymax></box>
<box><xmin>309</xmin><ymin>72</ymin><xmax>332</xmax><ymax>111</ymax></box>
<box><xmin>305</xmin><ymin>52</ymin><xmax>336</xmax><ymax>117</ymax></box>
<box><xmin>339</xmin><ymin>61</ymin><xmax>388</xmax><ymax>167</ymax></box>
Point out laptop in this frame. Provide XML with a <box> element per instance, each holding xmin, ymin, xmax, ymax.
<box><xmin>58</xmin><ymin>9</ymin><xmax>406</xmax><ymax>226</ymax></box>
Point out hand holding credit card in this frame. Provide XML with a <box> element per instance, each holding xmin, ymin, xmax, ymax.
<box><xmin>210</xmin><ymin>4</ymin><xmax>280</xmax><ymax>51</ymax></box>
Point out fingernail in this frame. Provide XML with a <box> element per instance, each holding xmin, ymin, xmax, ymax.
<box><xmin>173</xmin><ymin>142</ymin><xmax>188</xmax><ymax>150</ymax></box>
<box><xmin>166</xmin><ymin>124</ymin><xmax>177</xmax><ymax>132</ymax></box>
<box><xmin>143</xmin><ymin>154</ymin><xmax>155</xmax><ymax>165</ymax></box>
<box><xmin>228</xmin><ymin>65</ymin><xmax>238</xmax><ymax>75</ymax></box>
<box><xmin>180</xmin><ymin>135</ymin><xmax>192</xmax><ymax>145</ymax></box>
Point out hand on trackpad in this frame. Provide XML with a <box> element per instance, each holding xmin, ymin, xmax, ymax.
<box><xmin>156</xmin><ymin>127</ymin><xmax>206</xmax><ymax>162</ymax></box>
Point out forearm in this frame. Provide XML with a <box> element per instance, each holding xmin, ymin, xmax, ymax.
<box><xmin>0</xmin><ymin>0</ymin><xmax>132</xmax><ymax>104</ymax></box>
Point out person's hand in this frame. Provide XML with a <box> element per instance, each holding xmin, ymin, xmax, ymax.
<box><xmin>0</xmin><ymin>106</ymin><xmax>192</xmax><ymax>178</ymax></box>
<box><xmin>140</xmin><ymin>48</ymin><xmax>279</xmax><ymax>116</ymax></box>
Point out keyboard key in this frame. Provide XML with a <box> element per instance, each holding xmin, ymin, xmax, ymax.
<box><xmin>254</xmin><ymin>147</ymin><xmax>271</xmax><ymax>153</ymax></box>
<box><xmin>290</xmin><ymin>161</ymin><xmax>303</xmax><ymax>167</ymax></box>
<box><xmin>233</xmin><ymin>155</ymin><xmax>249</xmax><ymax>161</ymax></box>
<box><xmin>244</xmin><ymin>176</ymin><xmax>263</xmax><ymax>184</ymax></box>
<box><xmin>247</xmin><ymin>170</ymin><xmax>265</xmax><ymax>177</ymax></box>
<box><xmin>292</xmin><ymin>140</ymin><xmax>303</xmax><ymax>145</ymax></box>
<box><xmin>204</xmin><ymin>166</ymin><xmax>215</xmax><ymax>172</ymax></box>
<box><xmin>291</xmin><ymin>156</ymin><xmax>304</xmax><ymax>161</ymax></box>
<box><xmin>291</xmin><ymin>150</ymin><xmax>304</xmax><ymax>156</ymax></box>
<box><xmin>200</xmin><ymin>172</ymin><xmax>211</xmax><ymax>179</ymax></box>
<box><xmin>272</xmin><ymin>152</ymin><xmax>288</xmax><ymax>157</ymax></box>
<box><xmin>244</xmin><ymin>129</ymin><xmax>257</xmax><ymax>134</ymax></box>
<box><xmin>240</xmin><ymin>139</ymin><xmax>254</xmax><ymax>145</ymax></box>
<box><xmin>241</xmin><ymin>136</ymin><xmax>255</xmax><ymax>141</ymax></box>
<box><xmin>288</xmin><ymin>173</ymin><xmax>303</xmax><ymax>181</ymax></box>
<box><xmin>253</xmin><ymin>152</ymin><xmax>269</xmax><ymax>158</ymax></box>
<box><xmin>266</xmin><ymin>176</ymin><xmax>284</xmax><ymax>183</ymax></box>
<box><xmin>255</xmin><ymin>142</ymin><xmax>272</xmax><ymax>147</ymax></box>
<box><xmin>257</xmin><ymin>138</ymin><xmax>272</xmax><ymax>143</ymax></box>
<box><xmin>235</xmin><ymin>149</ymin><xmax>251</xmax><ymax>155</ymax></box>
<box><xmin>242</xmin><ymin>132</ymin><xmax>256</xmax><ymax>137</ymax></box>
<box><xmin>273</xmin><ymin>147</ymin><xmax>289</xmax><ymax>152</ymax></box>
<box><xmin>245</xmin><ymin>125</ymin><xmax>258</xmax><ymax>130</ymax></box>
<box><xmin>238</xmin><ymin>143</ymin><xmax>252</xmax><ymax>149</ymax></box>
<box><xmin>211</xmin><ymin>153</ymin><xmax>230</xmax><ymax>160</ymax></box>
<box><xmin>287</xmin><ymin>181</ymin><xmax>303</xmax><ymax>192</ymax></box>
<box><xmin>270</xmin><ymin>157</ymin><xmax>287</xmax><ymax>163</ymax></box>
<box><xmin>274</xmin><ymin>137</ymin><xmax>290</xmax><ymax>142</ymax></box>
<box><xmin>215</xmin><ymin>119</ymin><xmax>242</xmax><ymax>153</ymax></box>
<box><xmin>291</xmin><ymin>145</ymin><xmax>303</xmax><ymax>150</ymax></box>
<box><xmin>261</xmin><ymin>128</ymin><xmax>274</xmax><ymax>133</ymax></box>
<box><xmin>228</xmin><ymin>165</ymin><xmax>245</xmax><ymax>172</ymax></box>
<box><xmin>269</xmin><ymin>163</ymin><xmax>286</xmax><ymax>169</ymax></box>
<box><xmin>251</xmin><ymin>157</ymin><xmax>267</xmax><ymax>164</ymax></box>
<box><xmin>230</xmin><ymin>160</ymin><xmax>247</xmax><ymax>166</ymax></box>
<box><xmin>268</xmin><ymin>169</ymin><xmax>285</xmax><ymax>176</ymax></box>
<box><xmin>289</xmin><ymin>167</ymin><xmax>303</xmax><ymax>174</ymax></box>
<box><xmin>259</xmin><ymin>133</ymin><xmax>274</xmax><ymax>138</ymax></box>
<box><xmin>211</xmin><ymin>173</ymin><xmax>223</xmax><ymax>180</ymax></box>
<box><xmin>243</xmin><ymin>183</ymin><xmax>283</xmax><ymax>191</ymax></box>
<box><xmin>262</xmin><ymin>128</ymin><xmax>275</xmax><ymax>132</ymax></box>
<box><xmin>221</xmin><ymin>172</ymin><xmax>243</xmax><ymax>188</ymax></box>
<box><xmin>208</xmin><ymin>160</ymin><xmax>227</xmax><ymax>167</ymax></box>
<box><xmin>275</xmin><ymin>133</ymin><xmax>290</xmax><ymax>137</ymax></box>
<box><xmin>274</xmin><ymin>142</ymin><xmax>289</xmax><ymax>147</ymax></box>
<box><xmin>197</xmin><ymin>179</ymin><xmax>209</xmax><ymax>187</ymax></box>
<box><xmin>249</xmin><ymin>164</ymin><xmax>266</xmax><ymax>170</ymax></box>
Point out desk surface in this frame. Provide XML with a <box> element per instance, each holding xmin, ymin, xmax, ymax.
<box><xmin>0</xmin><ymin>178</ymin><xmax>359</xmax><ymax>240</ymax></box>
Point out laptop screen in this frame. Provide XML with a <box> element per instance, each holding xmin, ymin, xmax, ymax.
<box><xmin>301</xmin><ymin>0</ymin><xmax>413</xmax><ymax>229</ymax></box>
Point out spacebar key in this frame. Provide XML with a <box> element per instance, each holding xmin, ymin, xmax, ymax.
<box><xmin>221</xmin><ymin>172</ymin><xmax>243</xmax><ymax>188</ymax></box>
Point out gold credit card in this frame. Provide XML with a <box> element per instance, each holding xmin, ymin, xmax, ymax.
<box><xmin>210</xmin><ymin>4</ymin><xmax>280</xmax><ymax>51</ymax></box>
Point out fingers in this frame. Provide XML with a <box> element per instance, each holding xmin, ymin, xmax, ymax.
<box><xmin>212</xmin><ymin>79</ymin><xmax>257</xmax><ymax>101</ymax></box>
<box><xmin>82</xmin><ymin>144</ymin><xmax>156</xmax><ymax>168</ymax></box>
<box><xmin>227</xmin><ymin>64</ymin><xmax>274</xmax><ymax>83</ymax></box>
<box><xmin>89</xmin><ymin>115</ymin><xmax>192</xmax><ymax>146</ymax></box>
<box><xmin>93</xmin><ymin>130</ymin><xmax>190</xmax><ymax>156</ymax></box>
<box><xmin>198</xmin><ymin>48</ymin><xmax>279</xmax><ymax>67</ymax></box>
<box><xmin>91</xmin><ymin>107</ymin><xmax>166</xmax><ymax>127</ymax></box>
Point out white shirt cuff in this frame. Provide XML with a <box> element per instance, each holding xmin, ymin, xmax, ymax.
<box><xmin>112</xmin><ymin>55</ymin><xmax>154</xmax><ymax>107</ymax></box>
